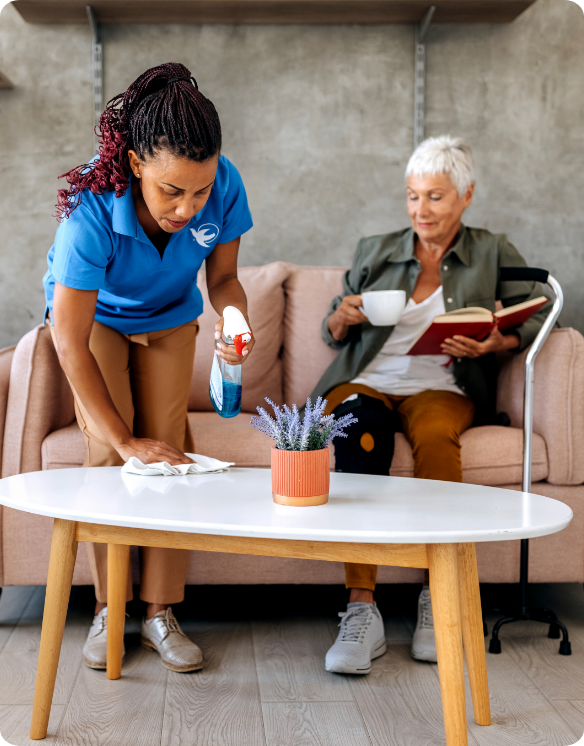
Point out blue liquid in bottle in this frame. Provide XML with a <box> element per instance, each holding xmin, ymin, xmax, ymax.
<box><xmin>210</xmin><ymin>380</ymin><xmax>242</xmax><ymax>418</ymax></box>
<box><xmin>209</xmin><ymin>340</ymin><xmax>243</xmax><ymax>418</ymax></box>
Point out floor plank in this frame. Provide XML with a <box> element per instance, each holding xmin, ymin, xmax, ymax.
<box><xmin>263</xmin><ymin>702</ymin><xmax>372</xmax><ymax>746</ymax></box>
<box><xmin>0</xmin><ymin>583</ymin><xmax>583</xmax><ymax>745</ymax></box>
<box><xmin>0</xmin><ymin>587</ymin><xmax>37</xmax><ymax>657</ymax></box>
<box><xmin>0</xmin><ymin>587</ymin><xmax>87</xmax><ymax>705</ymax></box>
<box><xmin>465</xmin><ymin>640</ymin><xmax>579</xmax><ymax>746</ymax></box>
<box><xmin>549</xmin><ymin>701</ymin><xmax>584</xmax><ymax>743</ymax></box>
<box><xmin>0</xmin><ymin>704</ymin><xmax>65</xmax><ymax>746</ymax></box>
<box><xmin>55</xmin><ymin>644</ymin><xmax>167</xmax><ymax>746</ymax></box>
<box><xmin>487</xmin><ymin>616</ymin><xmax>584</xmax><ymax>701</ymax></box>
<box><xmin>161</xmin><ymin>620</ymin><xmax>265</xmax><ymax>746</ymax></box>
<box><xmin>253</xmin><ymin>617</ymin><xmax>354</xmax><ymax>702</ymax></box>
<box><xmin>348</xmin><ymin>642</ymin><xmax>466</xmax><ymax>746</ymax></box>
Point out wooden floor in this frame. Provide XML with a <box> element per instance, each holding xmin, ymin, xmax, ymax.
<box><xmin>0</xmin><ymin>582</ymin><xmax>583</xmax><ymax>746</ymax></box>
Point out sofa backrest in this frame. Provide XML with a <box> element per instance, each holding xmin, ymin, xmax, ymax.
<box><xmin>282</xmin><ymin>265</ymin><xmax>345</xmax><ymax>407</ymax></box>
<box><xmin>189</xmin><ymin>262</ymin><xmax>290</xmax><ymax>413</ymax></box>
<box><xmin>497</xmin><ymin>327</ymin><xmax>584</xmax><ymax>486</ymax></box>
<box><xmin>188</xmin><ymin>262</ymin><xmax>346</xmax><ymax>413</ymax></box>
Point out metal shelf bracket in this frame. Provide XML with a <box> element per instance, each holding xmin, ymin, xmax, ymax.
<box><xmin>86</xmin><ymin>5</ymin><xmax>103</xmax><ymax>155</ymax></box>
<box><xmin>414</xmin><ymin>5</ymin><xmax>436</xmax><ymax>149</ymax></box>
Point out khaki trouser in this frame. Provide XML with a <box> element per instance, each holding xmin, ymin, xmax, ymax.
<box><xmin>50</xmin><ymin>318</ymin><xmax>199</xmax><ymax>604</ymax></box>
<box><xmin>325</xmin><ymin>383</ymin><xmax>476</xmax><ymax>592</ymax></box>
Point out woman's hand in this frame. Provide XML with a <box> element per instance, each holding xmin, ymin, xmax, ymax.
<box><xmin>328</xmin><ymin>295</ymin><xmax>369</xmax><ymax>341</ymax></box>
<box><xmin>117</xmin><ymin>437</ymin><xmax>194</xmax><ymax>466</ymax></box>
<box><xmin>441</xmin><ymin>326</ymin><xmax>520</xmax><ymax>359</ymax></box>
<box><xmin>214</xmin><ymin>316</ymin><xmax>255</xmax><ymax>366</ymax></box>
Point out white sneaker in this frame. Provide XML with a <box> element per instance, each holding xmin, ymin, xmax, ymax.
<box><xmin>141</xmin><ymin>608</ymin><xmax>203</xmax><ymax>672</ymax></box>
<box><xmin>325</xmin><ymin>602</ymin><xmax>387</xmax><ymax>674</ymax></box>
<box><xmin>411</xmin><ymin>587</ymin><xmax>437</xmax><ymax>662</ymax></box>
<box><xmin>83</xmin><ymin>607</ymin><xmax>126</xmax><ymax>670</ymax></box>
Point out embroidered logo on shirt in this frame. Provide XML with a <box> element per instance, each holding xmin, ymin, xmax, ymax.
<box><xmin>190</xmin><ymin>224</ymin><xmax>220</xmax><ymax>248</ymax></box>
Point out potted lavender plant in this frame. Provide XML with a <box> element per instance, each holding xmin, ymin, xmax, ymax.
<box><xmin>251</xmin><ymin>397</ymin><xmax>357</xmax><ymax>506</ymax></box>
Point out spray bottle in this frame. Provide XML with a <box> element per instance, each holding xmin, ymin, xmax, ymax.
<box><xmin>209</xmin><ymin>306</ymin><xmax>252</xmax><ymax>418</ymax></box>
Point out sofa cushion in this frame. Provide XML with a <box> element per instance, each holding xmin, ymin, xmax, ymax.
<box><xmin>282</xmin><ymin>265</ymin><xmax>345</xmax><ymax>407</ymax></box>
<box><xmin>189</xmin><ymin>263</ymin><xmax>289</xmax><ymax>413</ymax></box>
<box><xmin>391</xmin><ymin>426</ymin><xmax>548</xmax><ymax>485</ymax></box>
<box><xmin>41</xmin><ymin>422</ymin><xmax>86</xmax><ymax>470</ymax></box>
<box><xmin>188</xmin><ymin>412</ymin><xmax>274</xmax><ymax>467</ymax></box>
<box><xmin>42</xmin><ymin>412</ymin><xmax>274</xmax><ymax>470</ymax></box>
<box><xmin>41</xmin><ymin>418</ymin><xmax>548</xmax><ymax>487</ymax></box>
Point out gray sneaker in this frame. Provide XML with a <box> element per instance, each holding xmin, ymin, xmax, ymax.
<box><xmin>411</xmin><ymin>587</ymin><xmax>437</xmax><ymax>662</ymax></box>
<box><xmin>325</xmin><ymin>602</ymin><xmax>387</xmax><ymax>674</ymax></box>
<box><xmin>141</xmin><ymin>608</ymin><xmax>203</xmax><ymax>672</ymax></box>
<box><xmin>83</xmin><ymin>607</ymin><xmax>126</xmax><ymax>670</ymax></box>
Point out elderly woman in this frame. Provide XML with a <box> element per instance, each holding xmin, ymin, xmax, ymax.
<box><xmin>313</xmin><ymin>136</ymin><xmax>550</xmax><ymax>675</ymax></box>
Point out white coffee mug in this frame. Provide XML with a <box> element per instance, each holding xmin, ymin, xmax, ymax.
<box><xmin>361</xmin><ymin>290</ymin><xmax>406</xmax><ymax>326</ymax></box>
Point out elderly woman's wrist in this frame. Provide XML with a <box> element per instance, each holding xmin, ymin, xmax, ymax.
<box><xmin>503</xmin><ymin>332</ymin><xmax>521</xmax><ymax>350</ymax></box>
<box><xmin>328</xmin><ymin>314</ymin><xmax>349</xmax><ymax>342</ymax></box>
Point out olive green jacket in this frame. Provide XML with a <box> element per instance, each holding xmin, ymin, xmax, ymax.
<box><xmin>311</xmin><ymin>225</ymin><xmax>552</xmax><ymax>426</ymax></box>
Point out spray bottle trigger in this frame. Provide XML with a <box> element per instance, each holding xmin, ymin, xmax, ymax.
<box><xmin>234</xmin><ymin>332</ymin><xmax>252</xmax><ymax>356</ymax></box>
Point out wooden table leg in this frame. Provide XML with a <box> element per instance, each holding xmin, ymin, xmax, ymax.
<box><xmin>30</xmin><ymin>519</ymin><xmax>78</xmax><ymax>740</ymax></box>
<box><xmin>428</xmin><ymin>543</ymin><xmax>468</xmax><ymax>746</ymax></box>
<box><xmin>107</xmin><ymin>543</ymin><xmax>130</xmax><ymax>680</ymax></box>
<box><xmin>458</xmin><ymin>543</ymin><xmax>491</xmax><ymax>726</ymax></box>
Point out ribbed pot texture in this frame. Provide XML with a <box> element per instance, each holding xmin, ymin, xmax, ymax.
<box><xmin>271</xmin><ymin>447</ymin><xmax>330</xmax><ymax>506</ymax></box>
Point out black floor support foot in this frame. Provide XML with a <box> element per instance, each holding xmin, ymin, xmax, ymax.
<box><xmin>488</xmin><ymin>638</ymin><xmax>501</xmax><ymax>654</ymax></box>
<box><xmin>488</xmin><ymin>608</ymin><xmax>571</xmax><ymax>656</ymax></box>
<box><xmin>548</xmin><ymin>623</ymin><xmax>561</xmax><ymax>639</ymax></box>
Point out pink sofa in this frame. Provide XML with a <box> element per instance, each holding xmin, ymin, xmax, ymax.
<box><xmin>1</xmin><ymin>262</ymin><xmax>584</xmax><ymax>589</ymax></box>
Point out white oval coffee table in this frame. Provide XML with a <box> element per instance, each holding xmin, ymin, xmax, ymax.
<box><xmin>0</xmin><ymin>468</ymin><xmax>573</xmax><ymax>746</ymax></box>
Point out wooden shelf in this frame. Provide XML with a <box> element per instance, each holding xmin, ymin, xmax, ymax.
<box><xmin>0</xmin><ymin>71</ymin><xmax>13</xmax><ymax>89</ymax></box>
<box><xmin>12</xmin><ymin>0</ymin><xmax>537</xmax><ymax>25</ymax></box>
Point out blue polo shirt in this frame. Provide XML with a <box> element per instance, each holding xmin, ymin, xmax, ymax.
<box><xmin>43</xmin><ymin>155</ymin><xmax>253</xmax><ymax>334</ymax></box>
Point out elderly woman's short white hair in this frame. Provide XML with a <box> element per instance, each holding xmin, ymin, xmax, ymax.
<box><xmin>405</xmin><ymin>136</ymin><xmax>475</xmax><ymax>197</ymax></box>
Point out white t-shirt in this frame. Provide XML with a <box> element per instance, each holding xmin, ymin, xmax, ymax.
<box><xmin>351</xmin><ymin>286</ymin><xmax>463</xmax><ymax>397</ymax></box>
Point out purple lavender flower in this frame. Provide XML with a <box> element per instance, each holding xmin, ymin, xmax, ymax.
<box><xmin>250</xmin><ymin>397</ymin><xmax>357</xmax><ymax>451</ymax></box>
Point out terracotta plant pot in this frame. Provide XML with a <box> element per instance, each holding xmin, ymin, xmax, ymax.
<box><xmin>271</xmin><ymin>446</ymin><xmax>330</xmax><ymax>506</ymax></box>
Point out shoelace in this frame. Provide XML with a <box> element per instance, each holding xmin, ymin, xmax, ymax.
<box><xmin>419</xmin><ymin>592</ymin><xmax>434</xmax><ymax>630</ymax></box>
<box><xmin>156</xmin><ymin>608</ymin><xmax>186</xmax><ymax>643</ymax></box>
<box><xmin>90</xmin><ymin>609</ymin><xmax>129</xmax><ymax>639</ymax></box>
<box><xmin>90</xmin><ymin>611</ymin><xmax>107</xmax><ymax>638</ymax></box>
<box><xmin>337</xmin><ymin>606</ymin><xmax>374</xmax><ymax>643</ymax></box>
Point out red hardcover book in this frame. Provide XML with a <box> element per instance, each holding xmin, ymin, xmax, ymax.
<box><xmin>407</xmin><ymin>296</ymin><xmax>548</xmax><ymax>355</ymax></box>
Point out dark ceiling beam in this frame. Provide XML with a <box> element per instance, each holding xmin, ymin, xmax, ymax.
<box><xmin>11</xmin><ymin>0</ymin><xmax>537</xmax><ymax>25</ymax></box>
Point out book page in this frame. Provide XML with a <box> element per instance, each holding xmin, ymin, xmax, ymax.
<box><xmin>433</xmin><ymin>306</ymin><xmax>492</xmax><ymax>323</ymax></box>
<box><xmin>494</xmin><ymin>296</ymin><xmax>548</xmax><ymax>319</ymax></box>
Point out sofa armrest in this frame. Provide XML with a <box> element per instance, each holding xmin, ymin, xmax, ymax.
<box><xmin>2</xmin><ymin>324</ymin><xmax>75</xmax><ymax>478</ymax></box>
<box><xmin>0</xmin><ymin>344</ymin><xmax>16</xmax><ymax>588</ymax></box>
<box><xmin>497</xmin><ymin>327</ymin><xmax>584</xmax><ymax>485</ymax></box>
<box><xmin>0</xmin><ymin>345</ymin><xmax>15</xmax><ymax>468</ymax></box>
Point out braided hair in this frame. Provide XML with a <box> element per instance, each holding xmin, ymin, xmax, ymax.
<box><xmin>56</xmin><ymin>62</ymin><xmax>222</xmax><ymax>221</ymax></box>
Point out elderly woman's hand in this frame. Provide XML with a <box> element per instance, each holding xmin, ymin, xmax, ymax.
<box><xmin>441</xmin><ymin>326</ymin><xmax>520</xmax><ymax>359</ymax></box>
<box><xmin>328</xmin><ymin>295</ymin><xmax>369</xmax><ymax>341</ymax></box>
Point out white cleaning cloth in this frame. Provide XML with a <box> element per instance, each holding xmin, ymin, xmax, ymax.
<box><xmin>121</xmin><ymin>453</ymin><xmax>234</xmax><ymax>477</ymax></box>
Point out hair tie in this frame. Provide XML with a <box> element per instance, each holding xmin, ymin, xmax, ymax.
<box><xmin>167</xmin><ymin>76</ymin><xmax>198</xmax><ymax>89</ymax></box>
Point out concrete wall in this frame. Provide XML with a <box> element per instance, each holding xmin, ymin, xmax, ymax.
<box><xmin>0</xmin><ymin>0</ymin><xmax>583</xmax><ymax>349</ymax></box>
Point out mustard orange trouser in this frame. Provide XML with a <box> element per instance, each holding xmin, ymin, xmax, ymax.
<box><xmin>50</xmin><ymin>318</ymin><xmax>199</xmax><ymax>604</ymax></box>
<box><xmin>325</xmin><ymin>383</ymin><xmax>475</xmax><ymax>592</ymax></box>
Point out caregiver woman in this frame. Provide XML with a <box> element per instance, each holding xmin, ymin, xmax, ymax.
<box><xmin>43</xmin><ymin>63</ymin><xmax>255</xmax><ymax>673</ymax></box>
